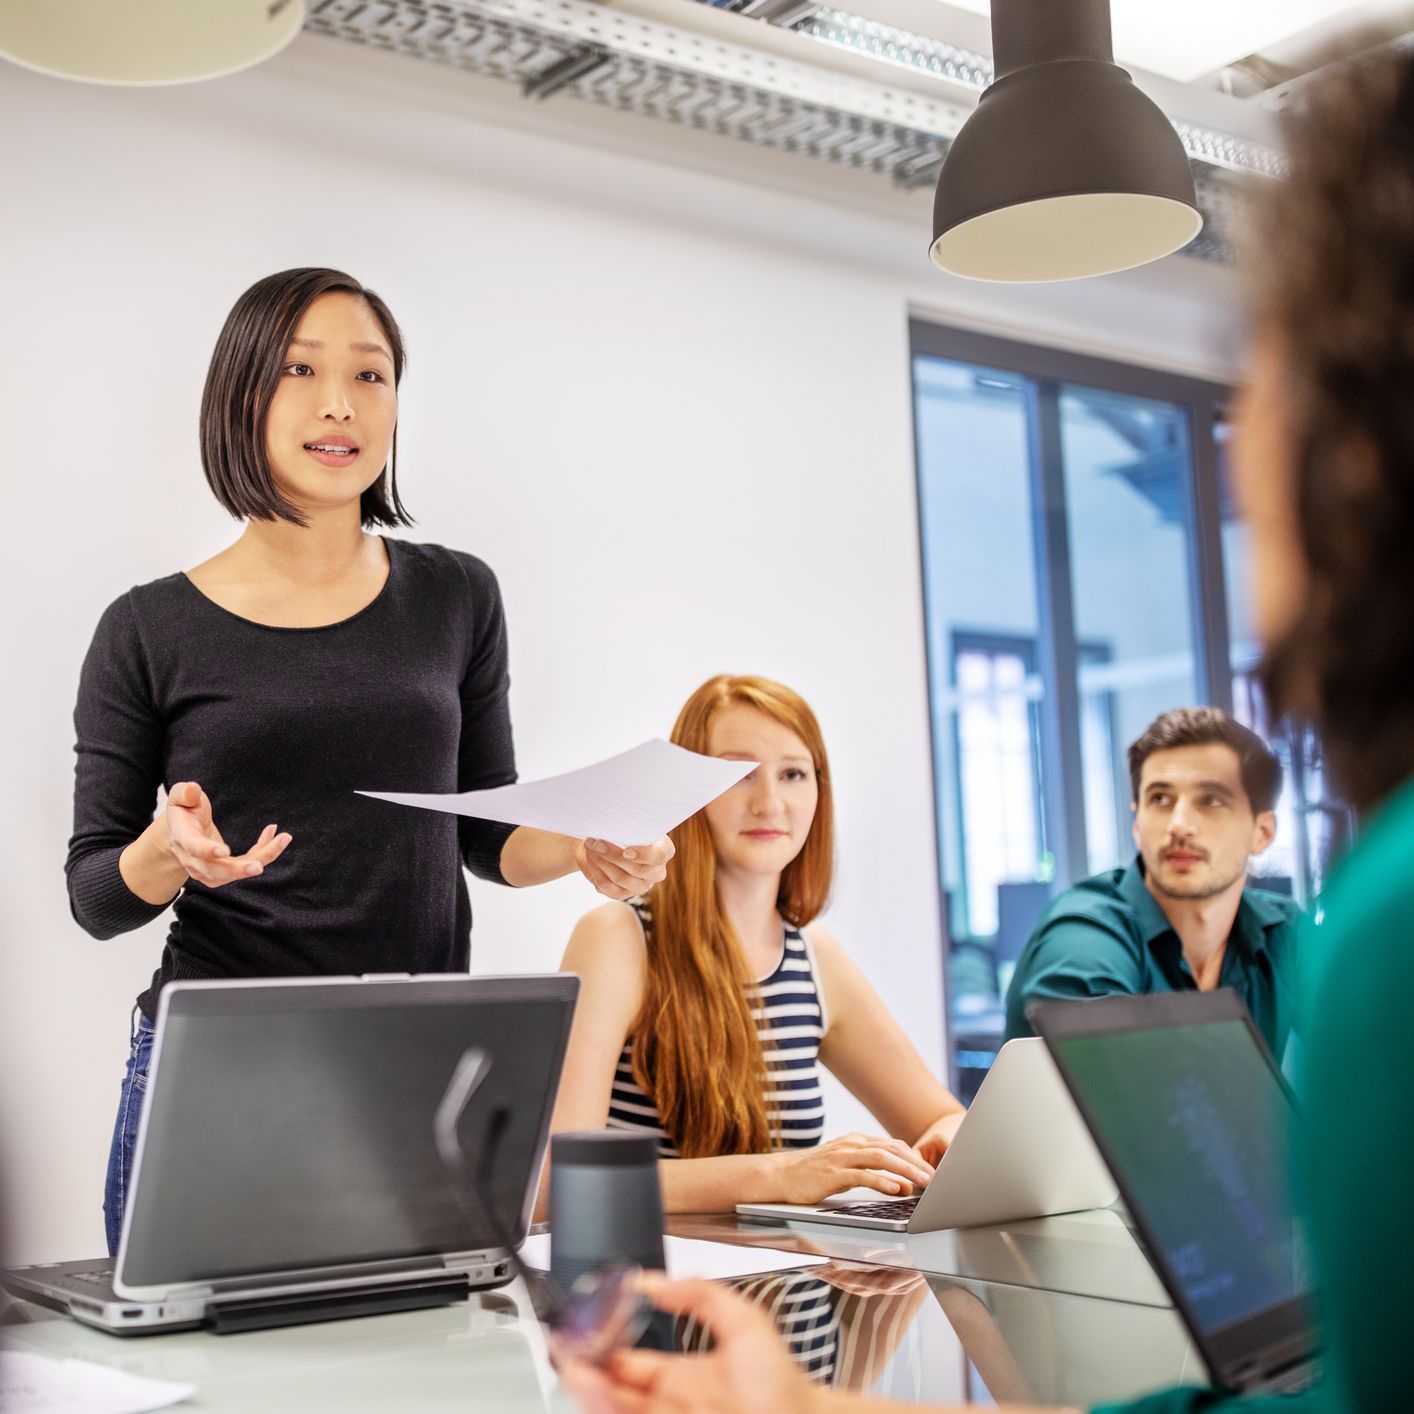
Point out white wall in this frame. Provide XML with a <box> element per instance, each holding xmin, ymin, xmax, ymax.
<box><xmin>0</xmin><ymin>32</ymin><xmax>1240</xmax><ymax>1263</ymax></box>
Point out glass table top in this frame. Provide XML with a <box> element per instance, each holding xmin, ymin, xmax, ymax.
<box><xmin>3</xmin><ymin>1237</ymin><xmax>1199</xmax><ymax>1411</ymax></box>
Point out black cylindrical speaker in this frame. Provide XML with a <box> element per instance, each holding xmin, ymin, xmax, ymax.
<box><xmin>549</xmin><ymin>1130</ymin><xmax>666</xmax><ymax>1292</ymax></box>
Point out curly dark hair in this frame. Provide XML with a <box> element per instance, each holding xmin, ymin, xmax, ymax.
<box><xmin>1253</xmin><ymin>47</ymin><xmax>1414</xmax><ymax>813</ymax></box>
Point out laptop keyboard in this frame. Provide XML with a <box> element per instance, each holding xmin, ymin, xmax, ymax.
<box><xmin>820</xmin><ymin>1196</ymin><xmax>920</xmax><ymax>1219</ymax></box>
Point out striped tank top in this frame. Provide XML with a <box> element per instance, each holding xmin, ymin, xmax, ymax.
<box><xmin>606</xmin><ymin>898</ymin><xmax>828</xmax><ymax>1157</ymax></box>
<box><xmin>675</xmin><ymin>1267</ymin><xmax>929</xmax><ymax>1385</ymax></box>
<box><xmin>679</xmin><ymin>1271</ymin><xmax>840</xmax><ymax>1380</ymax></box>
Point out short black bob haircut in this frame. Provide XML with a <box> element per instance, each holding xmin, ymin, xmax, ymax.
<box><xmin>199</xmin><ymin>268</ymin><xmax>413</xmax><ymax>530</ymax></box>
<box><xmin>1127</xmin><ymin>707</ymin><xmax>1283</xmax><ymax>816</ymax></box>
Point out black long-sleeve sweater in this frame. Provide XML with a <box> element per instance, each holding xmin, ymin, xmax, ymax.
<box><xmin>66</xmin><ymin>538</ymin><xmax>518</xmax><ymax>1019</ymax></box>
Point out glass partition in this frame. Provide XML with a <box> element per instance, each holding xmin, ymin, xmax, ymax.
<box><xmin>1060</xmin><ymin>386</ymin><xmax>1200</xmax><ymax>874</ymax></box>
<box><xmin>909</xmin><ymin>323</ymin><xmax>1332</xmax><ymax>1095</ymax></box>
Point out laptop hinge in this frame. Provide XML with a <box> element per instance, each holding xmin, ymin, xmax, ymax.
<box><xmin>203</xmin><ymin>1274</ymin><xmax>471</xmax><ymax>1335</ymax></box>
<box><xmin>152</xmin><ymin>1254</ymin><xmax>446</xmax><ymax>1301</ymax></box>
<box><xmin>441</xmin><ymin>1246</ymin><xmax>508</xmax><ymax>1271</ymax></box>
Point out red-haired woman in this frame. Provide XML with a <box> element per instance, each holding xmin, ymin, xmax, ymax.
<box><xmin>543</xmin><ymin>674</ymin><xmax>965</xmax><ymax>1214</ymax></box>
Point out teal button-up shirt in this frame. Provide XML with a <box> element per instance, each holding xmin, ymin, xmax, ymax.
<box><xmin>1002</xmin><ymin>859</ymin><xmax>1302</xmax><ymax>1058</ymax></box>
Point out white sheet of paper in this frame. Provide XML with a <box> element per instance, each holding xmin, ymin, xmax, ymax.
<box><xmin>519</xmin><ymin>1233</ymin><xmax>826</xmax><ymax>1282</ymax></box>
<box><xmin>0</xmin><ymin>1351</ymin><xmax>194</xmax><ymax>1414</ymax></box>
<box><xmin>358</xmin><ymin>739</ymin><xmax>756</xmax><ymax>845</ymax></box>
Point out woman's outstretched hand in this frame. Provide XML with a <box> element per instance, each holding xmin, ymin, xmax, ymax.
<box><xmin>164</xmin><ymin>781</ymin><xmax>292</xmax><ymax>888</ymax></box>
<box><xmin>575</xmin><ymin>835</ymin><xmax>676</xmax><ymax>901</ymax></box>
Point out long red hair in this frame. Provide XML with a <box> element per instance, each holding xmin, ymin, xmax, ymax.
<box><xmin>631</xmin><ymin>675</ymin><xmax>835</xmax><ymax>1157</ymax></box>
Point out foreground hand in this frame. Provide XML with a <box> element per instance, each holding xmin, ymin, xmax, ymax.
<box><xmin>575</xmin><ymin>835</ymin><xmax>676</xmax><ymax>901</ymax></box>
<box><xmin>768</xmin><ymin>1132</ymin><xmax>934</xmax><ymax>1204</ymax></box>
<box><xmin>913</xmin><ymin>1108</ymin><xmax>966</xmax><ymax>1167</ymax></box>
<box><xmin>559</xmin><ymin>1278</ymin><xmax>820</xmax><ymax>1414</ymax></box>
<box><xmin>164</xmin><ymin>781</ymin><xmax>292</xmax><ymax>888</ymax></box>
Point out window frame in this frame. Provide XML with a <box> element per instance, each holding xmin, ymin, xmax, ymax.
<box><xmin>909</xmin><ymin>318</ymin><xmax>1233</xmax><ymax>1089</ymax></box>
<box><xmin>948</xmin><ymin>628</ymin><xmax>1046</xmax><ymax>941</ymax></box>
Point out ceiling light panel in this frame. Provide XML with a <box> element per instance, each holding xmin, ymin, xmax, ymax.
<box><xmin>798</xmin><ymin>9</ymin><xmax>1285</xmax><ymax>175</ymax></box>
<box><xmin>933</xmin><ymin>0</ymin><xmax>1371</xmax><ymax>81</ymax></box>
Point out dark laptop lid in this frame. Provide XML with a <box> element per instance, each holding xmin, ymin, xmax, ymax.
<box><xmin>1029</xmin><ymin>990</ymin><xmax>1315</xmax><ymax>1390</ymax></box>
<box><xmin>117</xmin><ymin>974</ymin><xmax>577</xmax><ymax>1295</ymax></box>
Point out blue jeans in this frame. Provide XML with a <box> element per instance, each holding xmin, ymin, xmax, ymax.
<box><xmin>103</xmin><ymin>1010</ymin><xmax>154</xmax><ymax>1257</ymax></box>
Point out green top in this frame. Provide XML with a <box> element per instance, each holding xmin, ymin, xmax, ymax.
<box><xmin>1095</xmin><ymin>776</ymin><xmax>1414</xmax><ymax>1414</ymax></box>
<box><xmin>1003</xmin><ymin>859</ymin><xmax>1301</xmax><ymax>1059</ymax></box>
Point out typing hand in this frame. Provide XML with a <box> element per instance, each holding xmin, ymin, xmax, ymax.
<box><xmin>914</xmin><ymin>1108</ymin><xmax>966</xmax><ymax>1166</ymax></box>
<box><xmin>164</xmin><ymin>781</ymin><xmax>292</xmax><ymax>889</ymax></box>
<box><xmin>575</xmin><ymin>836</ymin><xmax>676</xmax><ymax>901</ymax></box>
<box><xmin>768</xmin><ymin>1133</ymin><xmax>935</xmax><ymax>1204</ymax></box>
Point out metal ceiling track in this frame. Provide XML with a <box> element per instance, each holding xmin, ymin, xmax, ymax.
<box><xmin>306</xmin><ymin>0</ymin><xmax>1277</xmax><ymax>263</ymax></box>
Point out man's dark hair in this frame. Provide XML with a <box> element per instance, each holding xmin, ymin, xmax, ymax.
<box><xmin>1127</xmin><ymin>707</ymin><xmax>1282</xmax><ymax>815</ymax></box>
<box><xmin>199</xmin><ymin>267</ymin><xmax>413</xmax><ymax>530</ymax></box>
<box><xmin>1250</xmin><ymin>48</ymin><xmax>1414</xmax><ymax>812</ymax></box>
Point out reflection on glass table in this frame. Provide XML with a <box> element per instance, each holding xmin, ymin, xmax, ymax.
<box><xmin>672</xmin><ymin>1207</ymin><xmax>1170</xmax><ymax>1308</ymax></box>
<box><xmin>673</xmin><ymin>1263</ymin><xmax>931</xmax><ymax>1394</ymax></box>
<box><xmin>639</xmin><ymin>1229</ymin><xmax>1198</xmax><ymax>1410</ymax></box>
<box><xmin>929</xmin><ymin>1274</ymin><xmax>1201</xmax><ymax>1409</ymax></box>
<box><xmin>659</xmin><ymin>1257</ymin><xmax>1199</xmax><ymax>1409</ymax></box>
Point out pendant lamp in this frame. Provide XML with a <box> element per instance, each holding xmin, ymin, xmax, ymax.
<box><xmin>929</xmin><ymin>0</ymin><xmax>1202</xmax><ymax>282</ymax></box>
<box><xmin>0</xmin><ymin>0</ymin><xmax>305</xmax><ymax>86</ymax></box>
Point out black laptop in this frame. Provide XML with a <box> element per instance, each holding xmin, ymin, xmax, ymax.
<box><xmin>1029</xmin><ymin>989</ymin><xmax>1317</xmax><ymax>1396</ymax></box>
<box><xmin>2</xmin><ymin>973</ymin><xmax>577</xmax><ymax>1334</ymax></box>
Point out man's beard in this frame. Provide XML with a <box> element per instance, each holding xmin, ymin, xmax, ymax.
<box><xmin>1149</xmin><ymin>856</ymin><xmax>1246</xmax><ymax>902</ymax></box>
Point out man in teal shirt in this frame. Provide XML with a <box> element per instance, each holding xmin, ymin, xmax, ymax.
<box><xmin>1004</xmin><ymin>707</ymin><xmax>1301</xmax><ymax>1058</ymax></box>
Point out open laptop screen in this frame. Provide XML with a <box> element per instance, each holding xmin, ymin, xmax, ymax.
<box><xmin>119</xmin><ymin>975</ymin><xmax>576</xmax><ymax>1292</ymax></box>
<box><xmin>1032</xmin><ymin>991</ymin><xmax>1309</xmax><ymax>1350</ymax></box>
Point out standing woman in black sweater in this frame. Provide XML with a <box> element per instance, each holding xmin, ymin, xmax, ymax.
<box><xmin>67</xmin><ymin>268</ymin><xmax>674</xmax><ymax>1255</ymax></box>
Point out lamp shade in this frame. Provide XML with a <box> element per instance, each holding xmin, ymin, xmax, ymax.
<box><xmin>930</xmin><ymin>2</ymin><xmax>1202</xmax><ymax>281</ymax></box>
<box><xmin>0</xmin><ymin>0</ymin><xmax>306</xmax><ymax>87</ymax></box>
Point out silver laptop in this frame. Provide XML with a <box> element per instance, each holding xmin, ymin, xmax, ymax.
<box><xmin>1</xmin><ymin>972</ymin><xmax>578</xmax><ymax>1334</ymax></box>
<box><xmin>737</xmin><ymin>1038</ymin><xmax>1116</xmax><ymax>1232</ymax></box>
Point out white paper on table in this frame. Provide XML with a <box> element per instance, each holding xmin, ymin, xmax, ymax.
<box><xmin>358</xmin><ymin>739</ymin><xmax>756</xmax><ymax>845</ymax></box>
<box><xmin>0</xmin><ymin>1350</ymin><xmax>195</xmax><ymax>1414</ymax></box>
<box><xmin>519</xmin><ymin>1233</ymin><xmax>826</xmax><ymax>1282</ymax></box>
